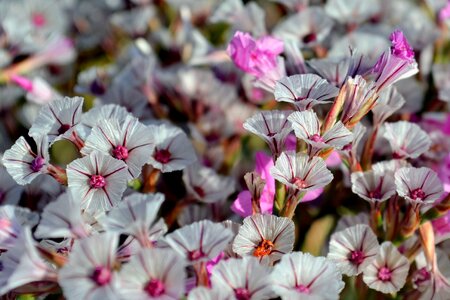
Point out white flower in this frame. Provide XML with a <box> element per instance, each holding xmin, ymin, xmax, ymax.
<box><xmin>334</xmin><ymin>212</ymin><xmax>369</xmax><ymax>233</ymax></box>
<box><xmin>325</xmin><ymin>0</ymin><xmax>380</xmax><ymax>24</ymax></box>
<box><xmin>363</xmin><ymin>242</ymin><xmax>410</xmax><ymax>294</ymax></box>
<box><xmin>328</xmin><ymin>224</ymin><xmax>380</xmax><ymax>276</ymax></box>
<box><xmin>29</xmin><ymin>96</ymin><xmax>84</xmax><ymax>144</ymax></box>
<box><xmin>188</xmin><ymin>286</ymin><xmax>233</xmax><ymax>300</ymax></box>
<box><xmin>99</xmin><ymin>193</ymin><xmax>167</xmax><ymax>246</ymax></box>
<box><xmin>395</xmin><ymin>167</ymin><xmax>443</xmax><ymax>206</ymax></box>
<box><xmin>351</xmin><ymin>170</ymin><xmax>396</xmax><ymax>203</ymax></box>
<box><xmin>233</xmin><ymin>214</ymin><xmax>295</xmax><ymax>264</ymax></box>
<box><xmin>165</xmin><ymin>220</ymin><xmax>233</xmax><ymax>264</ymax></box>
<box><xmin>383</xmin><ymin>121</ymin><xmax>431</xmax><ymax>159</ymax></box>
<box><xmin>119</xmin><ymin>248</ymin><xmax>186</xmax><ymax>300</ymax></box>
<box><xmin>274</xmin><ymin>74</ymin><xmax>339</xmax><ymax>110</ymax></box>
<box><xmin>66</xmin><ymin>151</ymin><xmax>128</xmax><ymax>213</ymax></box>
<box><xmin>210</xmin><ymin>257</ymin><xmax>275</xmax><ymax>300</ymax></box>
<box><xmin>0</xmin><ymin>205</ymin><xmax>39</xmax><ymax>252</ymax></box>
<box><xmin>147</xmin><ymin>123</ymin><xmax>197</xmax><ymax>173</ymax></box>
<box><xmin>271</xmin><ymin>252</ymin><xmax>345</xmax><ymax>300</ymax></box>
<box><xmin>59</xmin><ymin>233</ymin><xmax>121</xmax><ymax>300</ymax></box>
<box><xmin>82</xmin><ymin>115</ymin><xmax>154</xmax><ymax>179</ymax></box>
<box><xmin>271</xmin><ymin>151</ymin><xmax>333</xmax><ymax>192</ymax></box>
<box><xmin>372</xmin><ymin>86</ymin><xmax>405</xmax><ymax>126</ymax></box>
<box><xmin>182</xmin><ymin>163</ymin><xmax>235</xmax><ymax>203</ymax></box>
<box><xmin>2</xmin><ymin>135</ymin><xmax>49</xmax><ymax>185</ymax></box>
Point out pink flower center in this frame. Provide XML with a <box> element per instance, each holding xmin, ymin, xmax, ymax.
<box><xmin>303</xmin><ymin>33</ymin><xmax>317</xmax><ymax>44</ymax></box>
<box><xmin>89</xmin><ymin>175</ymin><xmax>106</xmax><ymax>189</ymax></box>
<box><xmin>91</xmin><ymin>266</ymin><xmax>111</xmax><ymax>286</ymax></box>
<box><xmin>348</xmin><ymin>250</ymin><xmax>365</xmax><ymax>265</ymax></box>
<box><xmin>234</xmin><ymin>288</ymin><xmax>251</xmax><ymax>300</ymax></box>
<box><xmin>187</xmin><ymin>249</ymin><xmax>205</xmax><ymax>261</ymax></box>
<box><xmin>0</xmin><ymin>218</ymin><xmax>11</xmax><ymax>230</ymax></box>
<box><xmin>193</xmin><ymin>186</ymin><xmax>205</xmax><ymax>198</ymax></box>
<box><xmin>292</xmin><ymin>177</ymin><xmax>308</xmax><ymax>189</ymax></box>
<box><xmin>296</xmin><ymin>284</ymin><xmax>311</xmax><ymax>294</ymax></box>
<box><xmin>145</xmin><ymin>278</ymin><xmax>165</xmax><ymax>297</ymax></box>
<box><xmin>31</xmin><ymin>12</ymin><xmax>47</xmax><ymax>28</ymax></box>
<box><xmin>410</xmin><ymin>188</ymin><xmax>426</xmax><ymax>200</ymax></box>
<box><xmin>310</xmin><ymin>134</ymin><xmax>324</xmax><ymax>143</ymax></box>
<box><xmin>58</xmin><ymin>124</ymin><xmax>71</xmax><ymax>135</ymax></box>
<box><xmin>413</xmin><ymin>267</ymin><xmax>431</xmax><ymax>287</ymax></box>
<box><xmin>368</xmin><ymin>190</ymin><xmax>382</xmax><ymax>199</ymax></box>
<box><xmin>112</xmin><ymin>145</ymin><xmax>129</xmax><ymax>160</ymax></box>
<box><xmin>378</xmin><ymin>267</ymin><xmax>392</xmax><ymax>282</ymax></box>
<box><xmin>31</xmin><ymin>156</ymin><xmax>45</xmax><ymax>172</ymax></box>
<box><xmin>154</xmin><ymin>149</ymin><xmax>171</xmax><ymax>164</ymax></box>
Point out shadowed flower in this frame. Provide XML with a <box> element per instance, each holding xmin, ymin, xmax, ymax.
<box><xmin>351</xmin><ymin>170</ymin><xmax>396</xmax><ymax>203</ymax></box>
<box><xmin>383</xmin><ymin>121</ymin><xmax>431</xmax><ymax>159</ymax></box>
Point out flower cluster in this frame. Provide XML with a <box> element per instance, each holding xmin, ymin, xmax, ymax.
<box><xmin>1</xmin><ymin>0</ymin><xmax>450</xmax><ymax>299</ymax></box>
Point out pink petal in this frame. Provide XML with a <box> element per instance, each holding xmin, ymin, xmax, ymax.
<box><xmin>231</xmin><ymin>191</ymin><xmax>253</xmax><ymax>217</ymax></box>
<box><xmin>302</xmin><ymin>188</ymin><xmax>323</xmax><ymax>202</ymax></box>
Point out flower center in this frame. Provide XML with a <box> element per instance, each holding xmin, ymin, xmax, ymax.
<box><xmin>30</xmin><ymin>156</ymin><xmax>45</xmax><ymax>172</ymax></box>
<box><xmin>303</xmin><ymin>33</ymin><xmax>317</xmax><ymax>44</ymax></box>
<box><xmin>413</xmin><ymin>267</ymin><xmax>431</xmax><ymax>287</ymax></box>
<box><xmin>253</xmin><ymin>239</ymin><xmax>274</xmax><ymax>257</ymax></box>
<box><xmin>309</xmin><ymin>134</ymin><xmax>324</xmax><ymax>143</ymax></box>
<box><xmin>378</xmin><ymin>267</ymin><xmax>392</xmax><ymax>282</ymax></box>
<box><xmin>187</xmin><ymin>249</ymin><xmax>205</xmax><ymax>261</ymax></box>
<box><xmin>90</xmin><ymin>79</ymin><xmax>106</xmax><ymax>95</ymax></box>
<box><xmin>89</xmin><ymin>175</ymin><xmax>106</xmax><ymax>189</ymax></box>
<box><xmin>234</xmin><ymin>288</ymin><xmax>251</xmax><ymax>300</ymax></box>
<box><xmin>193</xmin><ymin>186</ymin><xmax>205</xmax><ymax>198</ymax></box>
<box><xmin>348</xmin><ymin>250</ymin><xmax>365</xmax><ymax>265</ymax></box>
<box><xmin>410</xmin><ymin>188</ymin><xmax>426</xmax><ymax>200</ymax></box>
<box><xmin>368</xmin><ymin>190</ymin><xmax>382</xmax><ymax>199</ymax></box>
<box><xmin>291</xmin><ymin>177</ymin><xmax>308</xmax><ymax>189</ymax></box>
<box><xmin>145</xmin><ymin>278</ymin><xmax>165</xmax><ymax>297</ymax></box>
<box><xmin>58</xmin><ymin>124</ymin><xmax>71</xmax><ymax>135</ymax></box>
<box><xmin>112</xmin><ymin>145</ymin><xmax>129</xmax><ymax>160</ymax></box>
<box><xmin>91</xmin><ymin>266</ymin><xmax>111</xmax><ymax>286</ymax></box>
<box><xmin>31</xmin><ymin>12</ymin><xmax>47</xmax><ymax>27</ymax></box>
<box><xmin>296</xmin><ymin>284</ymin><xmax>311</xmax><ymax>294</ymax></box>
<box><xmin>154</xmin><ymin>149</ymin><xmax>171</xmax><ymax>164</ymax></box>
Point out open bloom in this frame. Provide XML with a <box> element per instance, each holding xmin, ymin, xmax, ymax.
<box><xmin>372</xmin><ymin>86</ymin><xmax>405</xmax><ymax>126</ymax></box>
<box><xmin>66</xmin><ymin>151</ymin><xmax>128</xmax><ymax>213</ymax></box>
<box><xmin>351</xmin><ymin>170</ymin><xmax>396</xmax><ymax>203</ymax></box>
<box><xmin>383</xmin><ymin>121</ymin><xmax>431</xmax><ymax>159</ymax></box>
<box><xmin>227</xmin><ymin>31</ymin><xmax>283</xmax><ymax>78</ymax></box>
<box><xmin>59</xmin><ymin>233</ymin><xmax>121</xmax><ymax>300</ymax></box>
<box><xmin>328</xmin><ymin>224</ymin><xmax>380</xmax><ymax>276</ymax></box>
<box><xmin>119</xmin><ymin>248</ymin><xmax>186</xmax><ymax>300</ymax></box>
<box><xmin>233</xmin><ymin>214</ymin><xmax>295</xmax><ymax>264</ymax></box>
<box><xmin>271</xmin><ymin>252</ymin><xmax>345</xmax><ymax>300</ymax></box>
<box><xmin>363</xmin><ymin>242</ymin><xmax>410</xmax><ymax>294</ymax></box>
<box><xmin>394</xmin><ymin>167</ymin><xmax>443</xmax><ymax>206</ymax></box>
<box><xmin>274</xmin><ymin>74</ymin><xmax>339</xmax><ymax>110</ymax></box>
<box><xmin>210</xmin><ymin>257</ymin><xmax>275</xmax><ymax>300</ymax></box>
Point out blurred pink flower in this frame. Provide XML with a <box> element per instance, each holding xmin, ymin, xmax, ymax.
<box><xmin>439</xmin><ymin>1</ymin><xmax>450</xmax><ymax>22</ymax></box>
<box><xmin>227</xmin><ymin>31</ymin><xmax>283</xmax><ymax>78</ymax></box>
<box><xmin>389</xmin><ymin>30</ymin><xmax>415</xmax><ymax>62</ymax></box>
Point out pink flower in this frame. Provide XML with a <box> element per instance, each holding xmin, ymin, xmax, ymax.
<box><xmin>389</xmin><ymin>30</ymin><xmax>415</xmax><ymax>62</ymax></box>
<box><xmin>439</xmin><ymin>1</ymin><xmax>450</xmax><ymax>22</ymax></box>
<box><xmin>227</xmin><ymin>31</ymin><xmax>283</xmax><ymax>78</ymax></box>
<box><xmin>432</xmin><ymin>210</ymin><xmax>450</xmax><ymax>242</ymax></box>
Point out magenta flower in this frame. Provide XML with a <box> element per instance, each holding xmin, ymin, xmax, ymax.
<box><xmin>432</xmin><ymin>210</ymin><xmax>450</xmax><ymax>243</ymax></box>
<box><xmin>389</xmin><ymin>30</ymin><xmax>415</xmax><ymax>62</ymax></box>
<box><xmin>227</xmin><ymin>31</ymin><xmax>284</xmax><ymax>78</ymax></box>
<box><xmin>439</xmin><ymin>1</ymin><xmax>450</xmax><ymax>22</ymax></box>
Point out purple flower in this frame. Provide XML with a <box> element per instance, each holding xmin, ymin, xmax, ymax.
<box><xmin>389</xmin><ymin>30</ymin><xmax>415</xmax><ymax>62</ymax></box>
<box><xmin>227</xmin><ymin>31</ymin><xmax>283</xmax><ymax>78</ymax></box>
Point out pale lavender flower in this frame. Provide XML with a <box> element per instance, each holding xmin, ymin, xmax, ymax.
<box><xmin>243</xmin><ymin>110</ymin><xmax>292</xmax><ymax>158</ymax></box>
<box><xmin>233</xmin><ymin>214</ymin><xmax>295</xmax><ymax>264</ymax></box>
<box><xmin>328</xmin><ymin>224</ymin><xmax>380</xmax><ymax>276</ymax></box>
<box><xmin>59</xmin><ymin>233</ymin><xmax>121</xmax><ymax>300</ymax></box>
<box><xmin>29</xmin><ymin>96</ymin><xmax>84</xmax><ymax>144</ymax></box>
<box><xmin>165</xmin><ymin>220</ymin><xmax>233</xmax><ymax>264</ymax></box>
<box><xmin>81</xmin><ymin>115</ymin><xmax>154</xmax><ymax>179</ymax></box>
<box><xmin>147</xmin><ymin>123</ymin><xmax>197</xmax><ymax>173</ymax></box>
<box><xmin>210</xmin><ymin>256</ymin><xmax>275</xmax><ymax>300</ymax></box>
<box><xmin>383</xmin><ymin>121</ymin><xmax>431</xmax><ymax>159</ymax></box>
<box><xmin>0</xmin><ymin>166</ymin><xmax>23</xmax><ymax>205</ymax></box>
<box><xmin>66</xmin><ymin>151</ymin><xmax>128</xmax><ymax>213</ymax></box>
<box><xmin>351</xmin><ymin>170</ymin><xmax>396</xmax><ymax>203</ymax></box>
<box><xmin>119</xmin><ymin>248</ymin><xmax>186</xmax><ymax>300</ymax></box>
<box><xmin>274</xmin><ymin>74</ymin><xmax>339</xmax><ymax>110</ymax></box>
<box><xmin>182</xmin><ymin>163</ymin><xmax>235</xmax><ymax>203</ymax></box>
<box><xmin>334</xmin><ymin>212</ymin><xmax>369</xmax><ymax>233</ymax></box>
<box><xmin>395</xmin><ymin>167</ymin><xmax>443</xmax><ymax>206</ymax></box>
<box><xmin>188</xmin><ymin>286</ymin><xmax>233</xmax><ymax>300</ymax></box>
<box><xmin>2</xmin><ymin>135</ymin><xmax>49</xmax><ymax>185</ymax></box>
<box><xmin>271</xmin><ymin>152</ymin><xmax>333</xmax><ymax>192</ymax></box>
<box><xmin>78</xmin><ymin>104</ymin><xmax>131</xmax><ymax>139</ymax></box>
<box><xmin>325</xmin><ymin>0</ymin><xmax>380</xmax><ymax>24</ymax></box>
<box><xmin>271</xmin><ymin>252</ymin><xmax>345</xmax><ymax>300</ymax></box>
<box><xmin>363</xmin><ymin>242</ymin><xmax>409</xmax><ymax>294</ymax></box>
<box><xmin>372</xmin><ymin>86</ymin><xmax>405</xmax><ymax>126</ymax></box>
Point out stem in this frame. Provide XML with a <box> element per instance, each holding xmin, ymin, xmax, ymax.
<box><xmin>274</xmin><ymin>181</ymin><xmax>286</xmax><ymax>216</ymax></box>
<box><xmin>322</xmin><ymin>86</ymin><xmax>346</xmax><ymax>133</ymax></box>
<box><xmin>47</xmin><ymin>164</ymin><xmax>68</xmax><ymax>186</ymax></box>
<box><xmin>361</xmin><ymin>126</ymin><xmax>379</xmax><ymax>170</ymax></box>
<box><xmin>369</xmin><ymin>202</ymin><xmax>383</xmax><ymax>237</ymax></box>
<box><xmin>194</xmin><ymin>261</ymin><xmax>209</xmax><ymax>287</ymax></box>
<box><xmin>143</xmin><ymin>168</ymin><xmax>160</xmax><ymax>193</ymax></box>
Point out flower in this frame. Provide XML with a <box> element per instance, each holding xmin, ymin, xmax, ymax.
<box><xmin>210</xmin><ymin>256</ymin><xmax>275</xmax><ymax>299</ymax></box>
<box><xmin>390</xmin><ymin>30</ymin><xmax>415</xmax><ymax>62</ymax></box>
<box><xmin>271</xmin><ymin>252</ymin><xmax>345</xmax><ymax>300</ymax></box>
<box><xmin>10</xmin><ymin>75</ymin><xmax>61</xmax><ymax>104</ymax></box>
<box><xmin>227</xmin><ymin>31</ymin><xmax>283</xmax><ymax>78</ymax></box>
<box><xmin>2</xmin><ymin>135</ymin><xmax>49</xmax><ymax>185</ymax></box>
<box><xmin>363</xmin><ymin>242</ymin><xmax>410</xmax><ymax>294</ymax></box>
<box><xmin>81</xmin><ymin>115</ymin><xmax>154</xmax><ymax>180</ymax></box>
<box><xmin>165</xmin><ymin>220</ymin><xmax>234</xmax><ymax>264</ymax></box>
<box><xmin>0</xmin><ymin>166</ymin><xmax>23</xmax><ymax>205</ymax></box>
<box><xmin>66</xmin><ymin>151</ymin><xmax>128</xmax><ymax>213</ymax></box>
<box><xmin>147</xmin><ymin>123</ymin><xmax>197</xmax><ymax>173</ymax></box>
<box><xmin>394</xmin><ymin>167</ymin><xmax>443</xmax><ymax>206</ymax></box>
<box><xmin>119</xmin><ymin>248</ymin><xmax>186</xmax><ymax>300</ymax></box>
<box><xmin>351</xmin><ymin>170</ymin><xmax>396</xmax><ymax>203</ymax></box>
<box><xmin>188</xmin><ymin>286</ymin><xmax>233</xmax><ymax>300</ymax></box>
<box><xmin>325</xmin><ymin>0</ymin><xmax>380</xmax><ymax>24</ymax></box>
<box><xmin>274</xmin><ymin>74</ymin><xmax>339</xmax><ymax>110</ymax></box>
<box><xmin>439</xmin><ymin>1</ymin><xmax>450</xmax><ymax>22</ymax></box>
<box><xmin>372</xmin><ymin>86</ymin><xmax>405</xmax><ymax>126</ymax></box>
<box><xmin>59</xmin><ymin>233</ymin><xmax>121</xmax><ymax>300</ymax></box>
<box><xmin>383</xmin><ymin>121</ymin><xmax>431</xmax><ymax>159</ymax></box>
<box><xmin>78</xmin><ymin>104</ymin><xmax>131</xmax><ymax>139</ymax></box>
<box><xmin>271</xmin><ymin>151</ymin><xmax>333</xmax><ymax>193</ymax></box>
<box><xmin>328</xmin><ymin>224</ymin><xmax>380</xmax><ymax>276</ymax></box>
<box><xmin>232</xmin><ymin>214</ymin><xmax>295</xmax><ymax>264</ymax></box>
